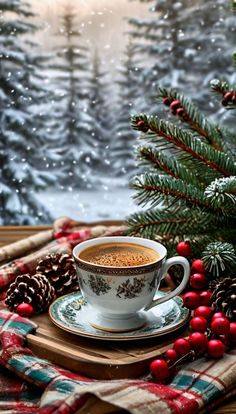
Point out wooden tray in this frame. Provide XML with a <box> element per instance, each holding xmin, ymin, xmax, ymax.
<box><xmin>28</xmin><ymin>311</ymin><xmax>189</xmax><ymax>380</ymax></box>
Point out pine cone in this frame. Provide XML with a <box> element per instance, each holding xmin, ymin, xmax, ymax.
<box><xmin>211</xmin><ymin>277</ymin><xmax>236</xmax><ymax>321</ymax></box>
<box><xmin>208</xmin><ymin>278</ymin><xmax>224</xmax><ymax>292</ymax></box>
<box><xmin>5</xmin><ymin>273</ymin><xmax>55</xmax><ymax>313</ymax></box>
<box><xmin>36</xmin><ymin>253</ymin><xmax>78</xmax><ymax>295</ymax></box>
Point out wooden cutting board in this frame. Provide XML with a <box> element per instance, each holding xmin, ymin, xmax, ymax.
<box><xmin>29</xmin><ymin>310</ymin><xmax>189</xmax><ymax>380</ymax></box>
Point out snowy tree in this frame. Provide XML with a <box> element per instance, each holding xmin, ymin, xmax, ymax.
<box><xmin>50</xmin><ymin>6</ymin><xmax>89</xmax><ymax>189</ymax></box>
<box><xmin>129</xmin><ymin>0</ymin><xmax>236</xmax><ymax>114</ymax></box>
<box><xmin>82</xmin><ymin>50</ymin><xmax>113</xmax><ymax>181</ymax></box>
<box><xmin>112</xmin><ymin>41</ymin><xmax>145</xmax><ymax>177</ymax></box>
<box><xmin>0</xmin><ymin>0</ymin><xmax>54</xmax><ymax>224</ymax></box>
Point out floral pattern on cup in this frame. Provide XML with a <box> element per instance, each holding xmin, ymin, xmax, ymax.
<box><xmin>87</xmin><ymin>274</ymin><xmax>111</xmax><ymax>296</ymax></box>
<box><xmin>116</xmin><ymin>276</ymin><xmax>146</xmax><ymax>299</ymax></box>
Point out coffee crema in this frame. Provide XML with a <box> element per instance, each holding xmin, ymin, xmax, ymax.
<box><xmin>79</xmin><ymin>242</ymin><xmax>160</xmax><ymax>267</ymax></box>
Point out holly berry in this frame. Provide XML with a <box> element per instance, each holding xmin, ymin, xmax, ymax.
<box><xmin>173</xmin><ymin>338</ymin><xmax>191</xmax><ymax>356</ymax></box>
<box><xmin>194</xmin><ymin>306</ymin><xmax>213</xmax><ymax>320</ymax></box>
<box><xmin>211</xmin><ymin>317</ymin><xmax>230</xmax><ymax>335</ymax></box>
<box><xmin>170</xmin><ymin>100</ymin><xmax>181</xmax><ymax>114</ymax></box>
<box><xmin>222</xmin><ymin>91</ymin><xmax>234</xmax><ymax>106</ymax></box>
<box><xmin>16</xmin><ymin>303</ymin><xmax>34</xmax><ymax>317</ymax></box>
<box><xmin>229</xmin><ymin>322</ymin><xmax>236</xmax><ymax>341</ymax></box>
<box><xmin>190</xmin><ymin>316</ymin><xmax>208</xmax><ymax>333</ymax></box>
<box><xmin>165</xmin><ymin>349</ymin><xmax>178</xmax><ymax>363</ymax></box>
<box><xmin>191</xmin><ymin>259</ymin><xmax>206</xmax><ymax>273</ymax></box>
<box><xmin>183</xmin><ymin>291</ymin><xmax>200</xmax><ymax>310</ymax></box>
<box><xmin>232</xmin><ymin>93</ymin><xmax>236</xmax><ymax>103</ymax></box>
<box><xmin>150</xmin><ymin>359</ymin><xmax>170</xmax><ymax>380</ymax></box>
<box><xmin>189</xmin><ymin>332</ymin><xmax>208</xmax><ymax>355</ymax></box>
<box><xmin>199</xmin><ymin>291</ymin><xmax>212</xmax><ymax>306</ymax></box>
<box><xmin>211</xmin><ymin>312</ymin><xmax>227</xmax><ymax>320</ymax></box>
<box><xmin>176</xmin><ymin>241</ymin><xmax>192</xmax><ymax>257</ymax></box>
<box><xmin>207</xmin><ymin>339</ymin><xmax>224</xmax><ymax>359</ymax></box>
<box><xmin>176</xmin><ymin>107</ymin><xmax>185</xmax><ymax>117</ymax></box>
<box><xmin>163</xmin><ymin>97</ymin><xmax>171</xmax><ymax>106</ymax></box>
<box><xmin>136</xmin><ymin>120</ymin><xmax>149</xmax><ymax>132</ymax></box>
<box><xmin>190</xmin><ymin>273</ymin><xmax>207</xmax><ymax>290</ymax></box>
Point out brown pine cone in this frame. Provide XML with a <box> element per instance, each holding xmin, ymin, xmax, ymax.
<box><xmin>5</xmin><ymin>273</ymin><xmax>55</xmax><ymax>313</ymax></box>
<box><xmin>36</xmin><ymin>253</ymin><xmax>78</xmax><ymax>295</ymax></box>
<box><xmin>211</xmin><ymin>277</ymin><xmax>236</xmax><ymax>321</ymax></box>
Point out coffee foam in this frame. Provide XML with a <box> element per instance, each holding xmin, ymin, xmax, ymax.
<box><xmin>79</xmin><ymin>243</ymin><xmax>159</xmax><ymax>267</ymax></box>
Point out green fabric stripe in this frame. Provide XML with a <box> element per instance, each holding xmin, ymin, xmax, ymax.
<box><xmin>171</xmin><ymin>374</ymin><xmax>221</xmax><ymax>401</ymax></box>
<box><xmin>8</xmin><ymin>356</ymin><xmax>60</xmax><ymax>385</ymax></box>
<box><xmin>0</xmin><ymin>316</ymin><xmax>36</xmax><ymax>337</ymax></box>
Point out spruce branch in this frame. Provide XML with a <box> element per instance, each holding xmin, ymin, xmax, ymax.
<box><xmin>202</xmin><ymin>242</ymin><xmax>236</xmax><ymax>278</ymax></box>
<box><xmin>127</xmin><ymin>208</ymin><xmax>213</xmax><ymax>239</ymax></box>
<box><xmin>158</xmin><ymin>87</ymin><xmax>220</xmax><ymax>147</ymax></box>
<box><xmin>137</xmin><ymin>146</ymin><xmax>202</xmax><ymax>188</ymax></box>
<box><xmin>131</xmin><ymin>173</ymin><xmax>210</xmax><ymax>210</ymax></box>
<box><xmin>204</xmin><ymin>177</ymin><xmax>236</xmax><ymax>213</ymax></box>
<box><xmin>211</xmin><ymin>79</ymin><xmax>236</xmax><ymax>109</ymax></box>
<box><xmin>132</xmin><ymin>115</ymin><xmax>236</xmax><ymax>177</ymax></box>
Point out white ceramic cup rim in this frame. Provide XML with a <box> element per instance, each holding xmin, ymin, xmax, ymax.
<box><xmin>73</xmin><ymin>236</ymin><xmax>167</xmax><ymax>269</ymax></box>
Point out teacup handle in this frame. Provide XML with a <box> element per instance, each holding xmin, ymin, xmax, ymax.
<box><xmin>145</xmin><ymin>256</ymin><xmax>190</xmax><ymax>311</ymax></box>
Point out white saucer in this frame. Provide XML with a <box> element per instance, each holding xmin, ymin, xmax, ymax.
<box><xmin>49</xmin><ymin>291</ymin><xmax>190</xmax><ymax>341</ymax></box>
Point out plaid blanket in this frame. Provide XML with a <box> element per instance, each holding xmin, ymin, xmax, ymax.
<box><xmin>0</xmin><ymin>218</ymin><xmax>235</xmax><ymax>414</ymax></box>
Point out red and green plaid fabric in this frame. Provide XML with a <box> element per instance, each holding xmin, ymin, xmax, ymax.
<box><xmin>0</xmin><ymin>218</ymin><xmax>235</xmax><ymax>413</ymax></box>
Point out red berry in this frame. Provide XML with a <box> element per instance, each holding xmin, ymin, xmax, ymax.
<box><xmin>191</xmin><ymin>259</ymin><xmax>206</xmax><ymax>273</ymax></box>
<box><xmin>194</xmin><ymin>306</ymin><xmax>213</xmax><ymax>320</ymax></box>
<box><xmin>199</xmin><ymin>291</ymin><xmax>212</xmax><ymax>306</ymax></box>
<box><xmin>211</xmin><ymin>317</ymin><xmax>230</xmax><ymax>335</ymax></box>
<box><xmin>136</xmin><ymin>120</ymin><xmax>149</xmax><ymax>132</ymax></box>
<box><xmin>176</xmin><ymin>107</ymin><xmax>185</xmax><ymax>117</ymax></box>
<box><xmin>173</xmin><ymin>338</ymin><xmax>191</xmax><ymax>356</ymax></box>
<box><xmin>170</xmin><ymin>100</ymin><xmax>181</xmax><ymax>111</ymax></box>
<box><xmin>163</xmin><ymin>97</ymin><xmax>171</xmax><ymax>106</ymax></box>
<box><xmin>212</xmin><ymin>312</ymin><xmax>227</xmax><ymax>320</ymax></box>
<box><xmin>189</xmin><ymin>332</ymin><xmax>208</xmax><ymax>355</ymax></box>
<box><xmin>190</xmin><ymin>316</ymin><xmax>208</xmax><ymax>333</ymax></box>
<box><xmin>16</xmin><ymin>303</ymin><xmax>34</xmax><ymax>317</ymax></box>
<box><xmin>232</xmin><ymin>93</ymin><xmax>236</xmax><ymax>103</ymax></box>
<box><xmin>229</xmin><ymin>322</ymin><xmax>236</xmax><ymax>341</ymax></box>
<box><xmin>176</xmin><ymin>241</ymin><xmax>192</xmax><ymax>257</ymax></box>
<box><xmin>150</xmin><ymin>359</ymin><xmax>170</xmax><ymax>380</ymax></box>
<box><xmin>183</xmin><ymin>292</ymin><xmax>200</xmax><ymax>310</ymax></box>
<box><xmin>190</xmin><ymin>273</ymin><xmax>207</xmax><ymax>290</ymax></box>
<box><xmin>165</xmin><ymin>349</ymin><xmax>178</xmax><ymax>362</ymax></box>
<box><xmin>207</xmin><ymin>339</ymin><xmax>224</xmax><ymax>358</ymax></box>
<box><xmin>223</xmin><ymin>91</ymin><xmax>234</xmax><ymax>102</ymax></box>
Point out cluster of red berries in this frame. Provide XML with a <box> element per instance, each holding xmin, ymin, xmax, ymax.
<box><xmin>163</xmin><ymin>97</ymin><xmax>187</xmax><ymax>117</ymax></box>
<box><xmin>222</xmin><ymin>91</ymin><xmax>236</xmax><ymax>106</ymax></box>
<box><xmin>149</xmin><ymin>240</ymin><xmax>236</xmax><ymax>382</ymax></box>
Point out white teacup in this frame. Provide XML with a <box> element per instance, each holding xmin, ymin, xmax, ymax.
<box><xmin>73</xmin><ymin>236</ymin><xmax>190</xmax><ymax>332</ymax></box>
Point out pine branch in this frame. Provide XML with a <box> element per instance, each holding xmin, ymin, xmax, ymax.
<box><xmin>132</xmin><ymin>115</ymin><xmax>236</xmax><ymax>177</ymax></box>
<box><xmin>131</xmin><ymin>173</ymin><xmax>209</xmax><ymax>210</ymax></box>
<box><xmin>127</xmin><ymin>208</ymin><xmax>212</xmax><ymax>239</ymax></box>
<box><xmin>211</xmin><ymin>79</ymin><xmax>236</xmax><ymax>109</ymax></box>
<box><xmin>158</xmin><ymin>87</ymin><xmax>236</xmax><ymax>153</ymax></box>
<box><xmin>202</xmin><ymin>242</ymin><xmax>236</xmax><ymax>278</ymax></box>
<box><xmin>204</xmin><ymin>176</ymin><xmax>236</xmax><ymax>213</ymax></box>
<box><xmin>137</xmin><ymin>145</ymin><xmax>203</xmax><ymax>188</ymax></box>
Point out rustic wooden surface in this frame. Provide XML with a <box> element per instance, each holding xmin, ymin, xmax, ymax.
<box><xmin>0</xmin><ymin>225</ymin><xmax>235</xmax><ymax>412</ymax></box>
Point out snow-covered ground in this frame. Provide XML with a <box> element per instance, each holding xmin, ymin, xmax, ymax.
<box><xmin>37</xmin><ymin>186</ymin><xmax>138</xmax><ymax>222</ymax></box>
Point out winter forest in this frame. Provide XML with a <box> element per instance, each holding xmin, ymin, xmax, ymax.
<box><xmin>0</xmin><ymin>0</ymin><xmax>236</xmax><ymax>225</ymax></box>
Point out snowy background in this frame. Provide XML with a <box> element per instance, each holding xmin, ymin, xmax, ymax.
<box><xmin>0</xmin><ymin>0</ymin><xmax>235</xmax><ymax>224</ymax></box>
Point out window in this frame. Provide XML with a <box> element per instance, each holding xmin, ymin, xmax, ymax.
<box><xmin>0</xmin><ymin>0</ymin><xmax>234</xmax><ymax>224</ymax></box>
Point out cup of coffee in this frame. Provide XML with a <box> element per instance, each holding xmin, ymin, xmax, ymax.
<box><xmin>73</xmin><ymin>236</ymin><xmax>190</xmax><ymax>332</ymax></box>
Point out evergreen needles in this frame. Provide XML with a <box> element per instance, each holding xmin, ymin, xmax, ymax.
<box><xmin>127</xmin><ymin>1</ymin><xmax>236</xmax><ymax>278</ymax></box>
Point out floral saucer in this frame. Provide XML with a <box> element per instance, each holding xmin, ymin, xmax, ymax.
<box><xmin>49</xmin><ymin>291</ymin><xmax>190</xmax><ymax>341</ymax></box>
